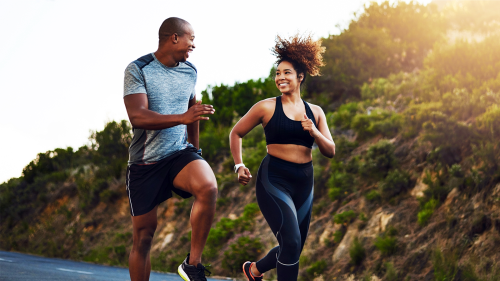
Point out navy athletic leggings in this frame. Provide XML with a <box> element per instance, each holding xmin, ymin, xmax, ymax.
<box><xmin>254</xmin><ymin>154</ymin><xmax>314</xmax><ymax>281</ymax></box>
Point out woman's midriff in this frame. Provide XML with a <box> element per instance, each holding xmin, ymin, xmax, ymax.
<box><xmin>266</xmin><ymin>144</ymin><xmax>312</xmax><ymax>164</ymax></box>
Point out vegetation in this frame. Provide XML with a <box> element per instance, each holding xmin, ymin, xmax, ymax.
<box><xmin>2</xmin><ymin>1</ymin><xmax>500</xmax><ymax>279</ymax></box>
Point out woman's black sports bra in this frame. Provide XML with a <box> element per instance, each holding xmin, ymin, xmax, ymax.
<box><xmin>264</xmin><ymin>96</ymin><xmax>317</xmax><ymax>148</ymax></box>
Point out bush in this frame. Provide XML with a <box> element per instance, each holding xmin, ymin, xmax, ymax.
<box><xmin>374</xmin><ymin>236</ymin><xmax>397</xmax><ymax>256</ymax></box>
<box><xmin>333</xmin><ymin>230</ymin><xmax>345</xmax><ymax>243</ymax></box>
<box><xmin>333</xmin><ymin>210</ymin><xmax>357</xmax><ymax>225</ymax></box>
<box><xmin>222</xmin><ymin>237</ymin><xmax>264</xmax><ymax>274</ymax></box>
<box><xmin>418</xmin><ymin>198</ymin><xmax>439</xmax><ymax>226</ymax></box>
<box><xmin>328</xmin><ymin>171</ymin><xmax>354</xmax><ymax>201</ymax></box>
<box><xmin>329</xmin><ymin>102</ymin><xmax>361</xmax><ymax>130</ymax></box>
<box><xmin>360</xmin><ymin>140</ymin><xmax>396</xmax><ymax>179</ymax></box>
<box><xmin>205</xmin><ymin>203</ymin><xmax>261</xmax><ymax>259</ymax></box>
<box><xmin>366</xmin><ymin>190</ymin><xmax>381</xmax><ymax>202</ymax></box>
<box><xmin>352</xmin><ymin>110</ymin><xmax>402</xmax><ymax>140</ymax></box>
<box><xmin>384</xmin><ymin>262</ymin><xmax>398</xmax><ymax>281</ymax></box>
<box><xmin>349</xmin><ymin>237</ymin><xmax>365</xmax><ymax>266</ymax></box>
<box><xmin>305</xmin><ymin>260</ymin><xmax>327</xmax><ymax>279</ymax></box>
<box><xmin>379</xmin><ymin>169</ymin><xmax>411</xmax><ymax>200</ymax></box>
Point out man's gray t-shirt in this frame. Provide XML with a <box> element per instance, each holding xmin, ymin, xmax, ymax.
<box><xmin>123</xmin><ymin>53</ymin><xmax>196</xmax><ymax>165</ymax></box>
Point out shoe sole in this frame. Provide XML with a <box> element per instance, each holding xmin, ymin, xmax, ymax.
<box><xmin>178</xmin><ymin>264</ymin><xmax>190</xmax><ymax>281</ymax></box>
<box><xmin>242</xmin><ymin>261</ymin><xmax>253</xmax><ymax>281</ymax></box>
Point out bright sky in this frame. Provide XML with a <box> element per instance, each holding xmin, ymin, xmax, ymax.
<box><xmin>0</xmin><ymin>0</ymin><xmax>432</xmax><ymax>183</ymax></box>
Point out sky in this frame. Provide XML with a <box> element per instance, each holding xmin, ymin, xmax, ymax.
<box><xmin>0</xmin><ymin>0</ymin><xmax>432</xmax><ymax>184</ymax></box>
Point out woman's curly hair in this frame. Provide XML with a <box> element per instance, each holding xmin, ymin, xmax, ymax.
<box><xmin>272</xmin><ymin>34</ymin><xmax>325</xmax><ymax>80</ymax></box>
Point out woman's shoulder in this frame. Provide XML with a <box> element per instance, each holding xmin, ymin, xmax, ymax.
<box><xmin>306</xmin><ymin>102</ymin><xmax>324</xmax><ymax>114</ymax></box>
<box><xmin>253</xmin><ymin>97</ymin><xmax>277</xmax><ymax>111</ymax></box>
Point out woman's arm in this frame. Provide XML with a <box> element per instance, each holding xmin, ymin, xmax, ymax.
<box><xmin>230</xmin><ymin>101</ymin><xmax>271</xmax><ymax>185</ymax></box>
<box><xmin>301</xmin><ymin>106</ymin><xmax>335</xmax><ymax>158</ymax></box>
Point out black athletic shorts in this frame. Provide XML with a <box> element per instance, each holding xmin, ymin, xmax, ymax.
<box><xmin>125</xmin><ymin>146</ymin><xmax>203</xmax><ymax>216</ymax></box>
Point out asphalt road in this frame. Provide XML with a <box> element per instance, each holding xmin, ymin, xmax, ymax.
<box><xmin>0</xmin><ymin>251</ymin><xmax>227</xmax><ymax>281</ymax></box>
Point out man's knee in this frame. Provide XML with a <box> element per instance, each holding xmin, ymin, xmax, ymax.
<box><xmin>193</xmin><ymin>181</ymin><xmax>218</xmax><ymax>202</ymax></box>
<box><xmin>133</xmin><ymin>223</ymin><xmax>157</xmax><ymax>252</ymax></box>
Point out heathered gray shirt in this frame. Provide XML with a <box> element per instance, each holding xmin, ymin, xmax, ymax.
<box><xmin>123</xmin><ymin>53</ymin><xmax>196</xmax><ymax>165</ymax></box>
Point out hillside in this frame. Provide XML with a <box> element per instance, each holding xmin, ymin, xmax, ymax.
<box><xmin>2</xmin><ymin>1</ymin><xmax>500</xmax><ymax>280</ymax></box>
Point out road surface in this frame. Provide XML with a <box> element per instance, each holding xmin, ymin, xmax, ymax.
<box><xmin>0</xmin><ymin>251</ymin><xmax>228</xmax><ymax>281</ymax></box>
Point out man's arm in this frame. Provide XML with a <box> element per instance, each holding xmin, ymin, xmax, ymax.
<box><xmin>187</xmin><ymin>98</ymin><xmax>199</xmax><ymax>149</ymax></box>
<box><xmin>123</xmin><ymin>94</ymin><xmax>214</xmax><ymax>130</ymax></box>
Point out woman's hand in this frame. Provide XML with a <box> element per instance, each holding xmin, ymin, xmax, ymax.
<box><xmin>301</xmin><ymin>113</ymin><xmax>320</xmax><ymax>138</ymax></box>
<box><xmin>237</xmin><ymin>167</ymin><xmax>252</xmax><ymax>186</ymax></box>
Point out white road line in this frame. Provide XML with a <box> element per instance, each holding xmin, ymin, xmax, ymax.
<box><xmin>0</xmin><ymin>258</ymin><xmax>13</xmax><ymax>262</ymax></box>
<box><xmin>56</xmin><ymin>268</ymin><xmax>93</xmax><ymax>274</ymax></box>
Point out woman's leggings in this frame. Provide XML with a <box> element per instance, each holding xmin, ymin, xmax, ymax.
<box><xmin>254</xmin><ymin>154</ymin><xmax>314</xmax><ymax>281</ymax></box>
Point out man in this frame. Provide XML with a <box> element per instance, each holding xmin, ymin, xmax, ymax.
<box><xmin>123</xmin><ymin>17</ymin><xmax>217</xmax><ymax>281</ymax></box>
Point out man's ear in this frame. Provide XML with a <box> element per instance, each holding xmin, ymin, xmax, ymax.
<box><xmin>172</xmin><ymin>33</ymin><xmax>178</xmax><ymax>44</ymax></box>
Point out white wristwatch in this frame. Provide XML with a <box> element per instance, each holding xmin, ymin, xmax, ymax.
<box><xmin>234</xmin><ymin>163</ymin><xmax>246</xmax><ymax>173</ymax></box>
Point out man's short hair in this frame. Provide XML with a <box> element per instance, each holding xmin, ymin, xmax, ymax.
<box><xmin>159</xmin><ymin>17</ymin><xmax>190</xmax><ymax>42</ymax></box>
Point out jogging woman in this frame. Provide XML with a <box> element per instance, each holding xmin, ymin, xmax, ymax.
<box><xmin>229</xmin><ymin>34</ymin><xmax>335</xmax><ymax>281</ymax></box>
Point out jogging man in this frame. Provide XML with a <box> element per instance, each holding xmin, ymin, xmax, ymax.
<box><xmin>123</xmin><ymin>17</ymin><xmax>217</xmax><ymax>281</ymax></box>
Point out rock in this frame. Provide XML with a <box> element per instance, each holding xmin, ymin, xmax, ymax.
<box><xmin>471</xmin><ymin>194</ymin><xmax>481</xmax><ymax>209</ymax></box>
<box><xmin>333</xmin><ymin>227</ymin><xmax>358</xmax><ymax>261</ymax></box>
<box><xmin>229</xmin><ymin>213</ymin><xmax>238</xmax><ymax>220</ymax></box>
<box><xmin>313</xmin><ymin>275</ymin><xmax>325</xmax><ymax>281</ymax></box>
<box><xmin>493</xmin><ymin>183</ymin><xmax>500</xmax><ymax>197</ymax></box>
<box><xmin>160</xmin><ymin>233</ymin><xmax>174</xmax><ymax>249</ymax></box>
<box><xmin>319</xmin><ymin>221</ymin><xmax>342</xmax><ymax>247</ymax></box>
<box><xmin>444</xmin><ymin>188</ymin><xmax>459</xmax><ymax>207</ymax></box>
<box><xmin>411</xmin><ymin>173</ymin><xmax>428</xmax><ymax>198</ymax></box>
<box><xmin>359</xmin><ymin>208</ymin><xmax>394</xmax><ymax>238</ymax></box>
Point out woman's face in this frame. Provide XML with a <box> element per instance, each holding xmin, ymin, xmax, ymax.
<box><xmin>275</xmin><ymin>61</ymin><xmax>302</xmax><ymax>94</ymax></box>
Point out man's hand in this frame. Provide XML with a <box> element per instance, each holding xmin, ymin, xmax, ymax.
<box><xmin>182</xmin><ymin>101</ymin><xmax>215</xmax><ymax>124</ymax></box>
<box><xmin>237</xmin><ymin>167</ymin><xmax>252</xmax><ymax>186</ymax></box>
<box><xmin>301</xmin><ymin>113</ymin><xmax>320</xmax><ymax>138</ymax></box>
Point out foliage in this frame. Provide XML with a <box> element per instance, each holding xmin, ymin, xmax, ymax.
<box><xmin>333</xmin><ymin>210</ymin><xmax>357</xmax><ymax>225</ymax></box>
<box><xmin>201</xmin><ymin>74</ymin><xmax>278</xmax><ymax>127</ymax></box>
<box><xmin>379</xmin><ymin>169</ymin><xmax>411</xmax><ymax>200</ymax></box>
<box><xmin>306</xmin><ymin>1</ymin><xmax>445</xmax><ymax>102</ymax></box>
<box><xmin>349</xmin><ymin>237</ymin><xmax>365</xmax><ymax>266</ymax></box>
<box><xmin>305</xmin><ymin>260</ymin><xmax>327</xmax><ymax>279</ymax></box>
<box><xmin>418</xmin><ymin>198</ymin><xmax>439</xmax><ymax>226</ymax></box>
<box><xmin>374</xmin><ymin>236</ymin><xmax>397</xmax><ymax>256</ymax></box>
<box><xmin>360</xmin><ymin>140</ymin><xmax>396</xmax><ymax>179</ymax></box>
<box><xmin>205</xmin><ymin>203</ymin><xmax>260</xmax><ymax>260</ymax></box>
<box><xmin>366</xmin><ymin>190</ymin><xmax>381</xmax><ymax>202</ymax></box>
<box><xmin>384</xmin><ymin>262</ymin><xmax>398</xmax><ymax>281</ymax></box>
<box><xmin>222</xmin><ymin>237</ymin><xmax>264</xmax><ymax>274</ymax></box>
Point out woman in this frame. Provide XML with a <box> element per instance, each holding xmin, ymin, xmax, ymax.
<box><xmin>229</xmin><ymin>34</ymin><xmax>335</xmax><ymax>281</ymax></box>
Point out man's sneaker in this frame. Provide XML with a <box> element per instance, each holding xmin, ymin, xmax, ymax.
<box><xmin>178</xmin><ymin>253</ymin><xmax>211</xmax><ymax>281</ymax></box>
<box><xmin>242</xmin><ymin>261</ymin><xmax>263</xmax><ymax>281</ymax></box>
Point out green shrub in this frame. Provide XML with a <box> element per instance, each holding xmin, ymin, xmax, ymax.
<box><xmin>374</xmin><ymin>236</ymin><xmax>397</xmax><ymax>256</ymax></box>
<box><xmin>333</xmin><ymin>230</ymin><xmax>345</xmax><ymax>243</ymax></box>
<box><xmin>379</xmin><ymin>169</ymin><xmax>411</xmax><ymax>200</ymax></box>
<box><xmin>450</xmin><ymin>164</ymin><xmax>464</xmax><ymax>178</ymax></box>
<box><xmin>384</xmin><ymin>262</ymin><xmax>398</xmax><ymax>281</ymax></box>
<box><xmin>349</xmin><ymin>237</ymin><xmax>365</xmax><ymax>266</ymax></box>
<box><xmin>328</xmin><ymin>170</ymin><xmax>354</xmax><ymax>201</ymax></box>
<box><xmin>360</xmin><ymin>140</ymin><xmax>396</xmax><ymax>179</ymax></box>
<box><xmin>366</xmin><ymin>190</ymin><xmax>381</xmax><ymax>202</ymax></box>
<box><xmin>333</xmin><ymin>210</ymin><xmax>357</xmax><ymax>225</ymax></box>
<box><xmin>352</xmin><ymin>110</ymin><xmax>402</xmax><ymax>140</ymax></box>
<box><xmin>222</xmin><ymin>237</ymin><xmax>264</xmax><ymax>274</ymax></box>
<box><xmin>205</xmin><ymin>203</ymin><xmax>261</xmax><ymax>259</ymax></box>
<box><xmin>305</xmin><ymin>260</ymin><xmax>327</xmax><ymax>278</ymax></box>
<box><xmin>418</xmin><ymin>198</ymin><xmax>439</xmax><ymax>226</ymax></box>
<box><xmin>330</xmin><ymin>102</ymin><xmax>362</xmax><ymax>130</ymax></box>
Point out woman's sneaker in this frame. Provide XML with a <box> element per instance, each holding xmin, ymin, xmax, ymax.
<box><xmin>178</xmin><ymin>253</ymin><xmax>211</xmax><ymax>281</ymax></box>
<box><xmin>242</xmin><ymin>261</ymin><xmax>263</xmax><ymax>281</ymax></box>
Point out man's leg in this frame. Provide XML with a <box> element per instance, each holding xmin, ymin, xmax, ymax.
<box><xmin>129</xmin><ymin>206</ymin><xmax>158</xmax><ymax>281</ymax></box>
<box><xmin>173</xmin><ymin>159</ymin><xmax>217</xmax><ymax>265</ymax></box>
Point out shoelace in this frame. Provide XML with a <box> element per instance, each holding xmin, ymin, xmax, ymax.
<box><xmin>199</xmin><ymin>264</ymin><xmax>211</xmax><ymax>277</ymax></box>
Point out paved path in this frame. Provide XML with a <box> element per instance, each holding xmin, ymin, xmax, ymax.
<box><xmin>0</xmin><ymin>251</ymin><xmax>227</xmax><ymax>281</ymax></box>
